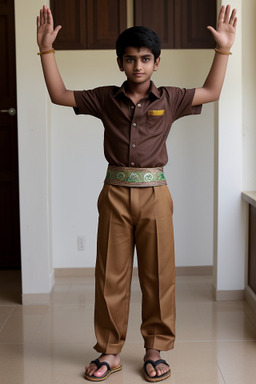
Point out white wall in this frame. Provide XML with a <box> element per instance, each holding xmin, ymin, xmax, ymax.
<box><xmin>214</xmin><ymin>0</ymin><xmax>245</xmax><ymax>293</ymax></box>
<box><xmin>242</xmin><ymin>0</ymin><xmax>256</xmax><ymax>191</ymax></box>
<box><xmin>51</xmin><ymin>50</ymin><xmax>215</xmax><ymax>268</ymax></box>
<box><xmin>15</xmin><ymin>0</ymin><xmax>54</xmax><ymax>297</ymax></box>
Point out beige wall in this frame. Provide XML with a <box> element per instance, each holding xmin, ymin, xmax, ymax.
<box><xmin>15</xmin><ymin>0</ymin><xmax>53</xmax><ymax>295</ymax></box>
<box><xmin>242</xmin><ymin>0</ymin><xmax>256</xmax><ymax>190</ymax></box>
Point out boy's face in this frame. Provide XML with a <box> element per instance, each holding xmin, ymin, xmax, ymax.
<box><xmin>117</xmin><ymin>46</ymin><xmax>160</xmax><ymax>85</ymax></box>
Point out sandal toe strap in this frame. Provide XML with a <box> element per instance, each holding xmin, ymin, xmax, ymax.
<box><xmin>144</xmin><ymin>359</ymin><xmax>170</xmax><ymax>370</ymax></box>
<box><xmin>90</xmin><ymin>359</ymin><xmax>111</xmax><ymax>372</ymax></box>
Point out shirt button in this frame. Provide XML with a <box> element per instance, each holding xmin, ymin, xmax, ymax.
<box><xmin>132</xmin><ymin>144</ymin><xmax>136</xmax><ymax>148</ymax></box>
<box><xmin>131</xmin><ymin>105</ymin><xmax>135</xmax><ymax>109</ymax></box>
<box><xmin>132</xmin><ymin>122</ymin><xmax>137</xmax><ymax>127</ymax></box>
<box><xmin>137</xmin><ymin>103</ymin><xmax>142</xmax><ymax>108</ymax></box>
<box><xmin>130</xmin><ymin>162</ymin><xmax>135</xmax><ymax>166</ymax></box>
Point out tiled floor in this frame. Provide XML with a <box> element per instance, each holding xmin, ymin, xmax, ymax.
<box><xmin>0</xmin><ymin>270</ymin><xmax>256</xmax><ymax>384</ymax></box>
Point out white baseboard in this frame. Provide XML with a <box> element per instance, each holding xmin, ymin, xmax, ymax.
<box><xmin>55</xmin><ymin>268</ymin><xmax>95</xmax><ymax>277</ymax></box>
<box><xmin>22</xmin><ymin>293</ymin><xmax>51</xmax><ymax>305</ymax></box>
<box><xmin>213</xmin><ymin>288</ymin><xmax>245</xmax><ymax>302</ymax></box>
<box><xmin>22</xmin><ymin>270</ymin><xmax>56</xmax><ymax>305</ymax></box>
<box><xmin>175</xmin><ymin>266</ymin><xmax>213</xmax><ymax>276</ymax></box>
<box><xmin>50</xmin><ymin>269</ymin><xmax>55</xmax><ymax>289</ymax></box>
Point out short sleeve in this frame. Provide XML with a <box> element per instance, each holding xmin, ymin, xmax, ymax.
<box><xmin>73</xmin><ymin>87</ymin><xmax>107</xmax><ymax>118</ymax></box>
<box><xmin>166</xmin><ymin>87</ymin><xmax>202</xmax><ymax>121</ymax></box>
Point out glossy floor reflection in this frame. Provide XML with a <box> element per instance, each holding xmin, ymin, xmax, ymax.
<box><xmin>0</xmin><ymin>271</ymin><xmax>256</xmax><ymax>384</ymax></box>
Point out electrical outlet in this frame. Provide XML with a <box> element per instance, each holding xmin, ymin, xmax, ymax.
<box><xmin>77</xmin><ymin>236</ymin><xmax>85</xmax><ymax>251</ymax></box>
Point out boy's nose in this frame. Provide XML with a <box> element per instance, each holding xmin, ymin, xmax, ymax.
<box><xmin>134</xmin><ymin>61</ymin><xmax>142</xmax><ymax>71</ymax></box>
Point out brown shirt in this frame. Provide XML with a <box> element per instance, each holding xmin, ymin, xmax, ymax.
<box><xmin>74</xmin><ymin>81</ymin><xmax>202</xmax><ymax>168</ymax></box>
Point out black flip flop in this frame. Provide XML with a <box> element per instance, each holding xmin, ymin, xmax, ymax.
<box><xmin>143</xmin><ymin>359</ymin><xmax>171</xmax><ymax>382</ymax></box>
<box><xmin>84</xmin><ymin>358</ymin><xmax>122</xmax><ymax>382</ymax></box>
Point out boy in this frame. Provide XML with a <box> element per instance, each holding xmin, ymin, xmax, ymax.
<box><xmin>37</xmin><ymin>4</ymin><xmax>237</xmax><ymax>382</ymax></box>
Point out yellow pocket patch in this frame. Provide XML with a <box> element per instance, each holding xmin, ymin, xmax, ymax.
<box><xmin>147</xmin><ymin>109</ymin><xmax>165</xmax><ymax>116</ymax></box>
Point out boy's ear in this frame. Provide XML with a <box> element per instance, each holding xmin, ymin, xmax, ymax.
<box><xmin>117</xmin><ymin>57</ymin><xmax>124</xmax><ymax>71</ymax></box>
<box><xmin>154</xmin><ymin>56</ymin><xmax>161</xmax><ymax>71</ymax></box>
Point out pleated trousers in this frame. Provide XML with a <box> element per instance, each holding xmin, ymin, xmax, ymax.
<box><xmin>94</xmin><ymin>184</ymin><xmax>176</xmax><ymax>354</ymax></box>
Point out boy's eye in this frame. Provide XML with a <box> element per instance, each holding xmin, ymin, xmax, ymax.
<box><xmin>125</xmin><ymin>57</ymin><xmax>151</xmax><ymax>63</ymax></box>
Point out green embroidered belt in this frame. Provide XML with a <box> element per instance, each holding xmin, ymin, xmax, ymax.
<box><xmin>104</xmin><ymin>166</ymin><xmax>167</xmax><ymax>187</ymax></box>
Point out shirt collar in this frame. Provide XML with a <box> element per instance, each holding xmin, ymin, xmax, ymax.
<box><xmin>114</xmin><ymin>81</ymin><xmax>161</xmax><ymax>100</ymax></box>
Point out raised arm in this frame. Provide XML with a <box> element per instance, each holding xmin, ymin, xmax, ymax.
<box><xmin>192</xmin><ymin>5</ymin><xmax>237</xmax><ymax>106</ymax></box>
<box><xmin>37</xmin><ymin>5</ymin><xmax>76</xmax><ymax>106</ymax></box>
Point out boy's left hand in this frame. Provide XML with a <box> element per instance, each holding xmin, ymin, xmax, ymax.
<box><xmin>207</xmin><ymin>5</ymin><xmax>237</xmax><ymax>51</ymax></box>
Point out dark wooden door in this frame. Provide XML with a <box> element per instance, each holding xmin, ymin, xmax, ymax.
<box><xmin>0</xmin><ymin>0</ymin><xmax>21</xmax><ymax>268</ymax></box>
<box><xmin>134</xmin><ymin>0</ymin><xmax>216</xmax><ymax>49</ymax></box>
<box><xmin>50</xmin><ymin>0</ymin><xmax>127</xmax><ymax>49</ymax></box>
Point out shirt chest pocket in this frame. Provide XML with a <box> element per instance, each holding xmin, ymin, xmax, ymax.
<box><xmin>146</xmin><ymin>109</ymin><xmax>166</xmax><ymax>136</ymax></box>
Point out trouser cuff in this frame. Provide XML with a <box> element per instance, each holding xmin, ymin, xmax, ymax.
<box><xmin>144</xmin><ymin>338</ymin><xmax>175</xmax><ymax>352</ymax></box>
<box><xmin>94</xmin><ymin>341</ymin><xmax>124</xmax><ymax>355</ymax></box>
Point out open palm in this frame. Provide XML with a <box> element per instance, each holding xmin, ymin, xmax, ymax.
<box><xmin>207</xmin><ymin>5</ymin><xmax>237</xmax><ymax>50</ymax></box>
<box><xmin>37</xmin><ymin>5</ymin><xmax>61</xmax><ymax>50</ymax></box>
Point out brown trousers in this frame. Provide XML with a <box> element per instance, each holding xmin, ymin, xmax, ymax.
<box><xmin>94</xmin><ymin>184</ymin><xmax>176</xmax><ymax>354</ymax></box>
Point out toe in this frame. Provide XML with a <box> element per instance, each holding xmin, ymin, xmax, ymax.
<box><xmin>93</xmin><ymin>366</ymin><xmax>108</xmax><ymax>377</ymax></box>
<box><xmin>85</xmin><ymin>362</ymin><xmax>105</xmax><ymax>378</ymax></box>
<box><xmin>146</xmin><ymin>363</ymin><xmax>157</xmax><ymax>378</ymax></box>
<box><xmin>156</xmin><ymin>364</ymin><xmax>170</xmax><ymax>377</ymax></box>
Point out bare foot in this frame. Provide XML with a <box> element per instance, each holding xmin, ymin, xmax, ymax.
<box><xmin>85</xmin><ymin>353</ymin><xmax>121</xmax><ymax>378</ymax></box>
<box><xmin>144</xmin><ymin>349</ymin><xmax>170</xmax><ymax>378</ymax></box>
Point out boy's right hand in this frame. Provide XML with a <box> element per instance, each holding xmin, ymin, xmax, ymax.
<box><xmin>37</xmin><ymin>5</ymin><xmax>62</xmax><ymax>51</ymax></box>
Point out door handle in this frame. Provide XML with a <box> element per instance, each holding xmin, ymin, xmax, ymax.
<box><xmin>0</xmin><ymin>107</ymin><xmax>16</xmax><ymax>116</ymax></box>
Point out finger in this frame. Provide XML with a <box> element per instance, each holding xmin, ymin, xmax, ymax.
<box><xmin>223</xmin><ymin>5</ymin><xmax>231</xmax><ymax>24</ymax></box>
<box><xmin>47</xmin><ymin>7</ymin><xmax>54</xmax><ymax>26</ymax></box>
<box><xmin>207</xmin><ymin>25</ymin><xmax>217</xmax><ymax>39</ymax></box>
<box><xmin>41</xmin><ymin>5</ymin><xmax>48</xmax><ymax>25</ymax></box>
<box><xmin>44</xmin><ymin>6</ymin><xmax>49</xmax><ymax>24</ymax></box>
<box><xmin>54</xmin><ymin>25</ymin><xmax>62</xmax><ymax>37</ymax></box>
<box><xmin>39</xmin><ymin>8</ymin><xmax>44</xmax><ymax>26</ymax></box>
<box><xmin>207</xmin><ymin>26</ymin><xmax>220</xmax><ymax>44</ymax></box>
<box><xmin>218</xmin><ymin>5</ymin><xmax>225</xmax><ymax>24</ymax></box>
<box><xmin>229</xmin><ymin>8</ymin><xmax>237</xmax><ymax>25</ymax></box>
<box><xmin>233</xmin><ymin>17</ymin><xmax>238</xmax><ymax>29</ymax></box>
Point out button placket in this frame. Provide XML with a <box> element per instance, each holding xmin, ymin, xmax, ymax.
<box><xmin>130</xmin><ymin>121</ymin><xmax>138</xmax><ymax>167</ymax></box>
<box><xmin>129</xmin><ymin>102</ymin><xmax>143</xmax><ymax>167</ymax></box>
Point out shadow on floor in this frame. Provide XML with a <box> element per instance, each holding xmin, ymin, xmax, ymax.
<box><xmin>0</xmin><ymin>270</ymin><xmax>22</xmax><ymax>305</ymax></box>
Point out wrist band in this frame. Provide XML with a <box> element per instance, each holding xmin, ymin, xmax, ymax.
<box><xmin>37</xmin><ymin>49</ymin><xmax>55</xmax><ymax>55</ymax></box>
<box><xmin>214</xmin><ymin>48</ymin><xmax>232</xmax><ymax>55</ymax></box>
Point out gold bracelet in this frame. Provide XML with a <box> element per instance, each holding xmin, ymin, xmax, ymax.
<box><xmin>37</xmin><ymin>49</ymin><xmax>55</xmax><ymax>55</ymax></box>
<box><xmin>214</xmin><ymin>48</ymin><xmax>232</xmax><ymax>55</ymax></box>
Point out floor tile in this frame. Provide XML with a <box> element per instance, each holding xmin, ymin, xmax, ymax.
<box><xmin>217</xmin><ymin>341</ymin><xmax>256</xmax><ymax>384</ymax></box>
<box><xmin>166</xmin><ymin>342</ymin><xmax>225</xmax><ymax>384</ymax></box>
<box><xmin>0</xmin><ymin>271</ymin><xmax>256</xmax><ymax>384</ymax></box>
<box><xmin>176</xmin><ymin>301</ymin><xmax>256</xmax><ymax>342</ymax></box>
<box><xmin>0</xmin><ymin>307</ymin><xmax>15</xmax><ymax>332</ymax></box>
